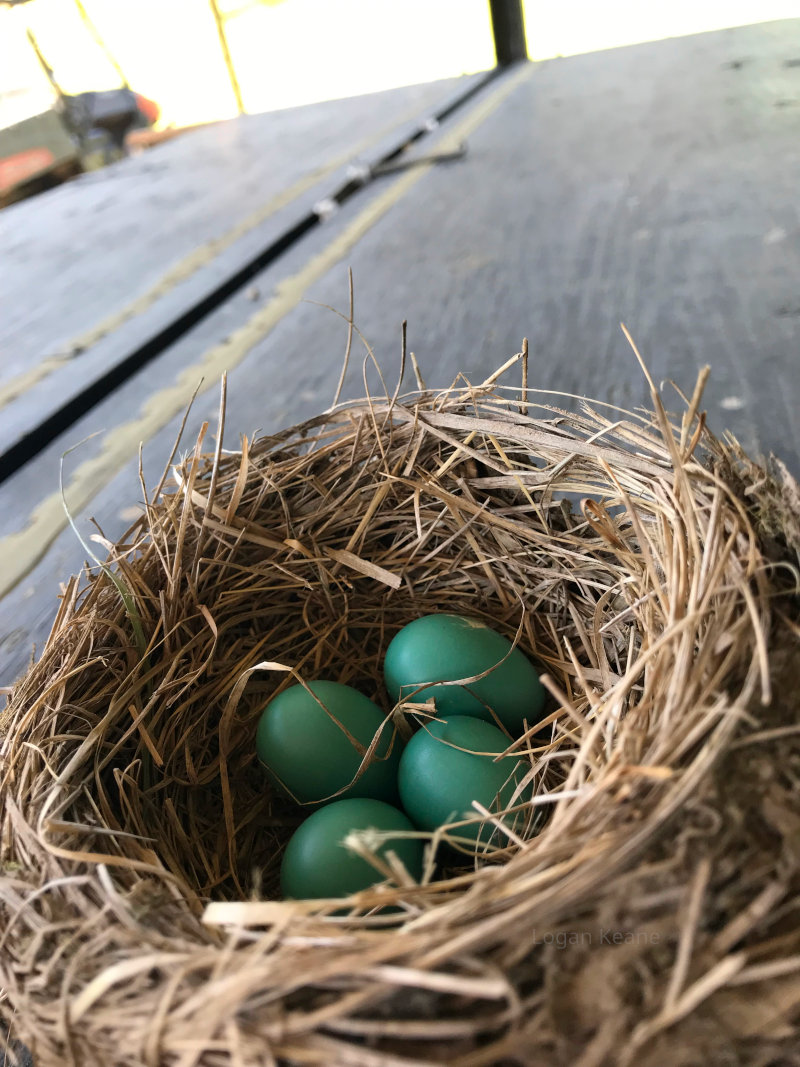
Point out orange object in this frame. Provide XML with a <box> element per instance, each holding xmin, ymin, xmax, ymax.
<box><xmin>0</xmin><ymin>147</ymin><xmax>55</xmax><ymax>193</ymax></box>
<box><xmin>134</xmin><ymin>93</ymin><xmax>160</xmax><ymax>126</ymax></box>
<box><xmin>126</xmin><ymin>120</ymin><xmax>221</xmax><ymax>151</ymax></box>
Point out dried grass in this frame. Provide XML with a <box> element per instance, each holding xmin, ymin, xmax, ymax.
<box><xmin>2</xmin><ymin>343</ymin><xmax>800</xmax><ymax>1067</ymax></box>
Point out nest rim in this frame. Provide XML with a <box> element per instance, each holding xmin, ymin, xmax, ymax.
<box><xmin>2</xmin><ymin>350</ymin><xmax>799</xmax><ymax>1067</ymax></box>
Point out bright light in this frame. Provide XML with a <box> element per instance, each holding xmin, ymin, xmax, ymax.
<box><xmin>224</xmin><ymin>0</ymin><xmax>495</xmax><ymax>114</ymax></box>
<box><xmin>0</xmin><ymin>0</ymin><xmax>495</xmax><ymax>130</ymax></box>
<box><xmin>524</xmin><ymin>0</ymin><xmax>799</xmax><ymax>60</ymax></box>
<box><xmin>1</xmin><ymin>1</ymin><xmax>797</xmax><ymax>133</ymax></box>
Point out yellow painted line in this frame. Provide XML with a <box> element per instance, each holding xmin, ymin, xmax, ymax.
<box><xmin>0</xmin><ymin>356</ymin><xmax>74</xmax><ymax>413</ymax></box>
<box><xmin>0</xmin><ymin>93</ymin><xmax>455</xmax><ymax>414</ymax></box>
<box><xmin>0</xmin><ymin>65</ymin><xmax>531</xmax><ymax>600</ymax></box>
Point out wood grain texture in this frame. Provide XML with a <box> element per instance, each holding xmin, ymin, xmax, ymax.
<box><xmin>0</xmin><ymin>76</ymin><xmax>478</xmax><ymax>429</ymax></box>
<box><xmin>0</xmin><ymin>71</ymin><xmax>523</xmax><ymax>687</ymax></box>
<box><xmin>299</xmin><ymin>17</ymin><xmax>799</xmax><ymax>468</ymax></box>
<box><xmin>2</xmin><ymin>20</ymin><xmax>800</xmax><ymax>688</ymax></box>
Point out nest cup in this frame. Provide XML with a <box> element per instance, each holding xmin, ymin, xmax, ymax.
<box><xmin>2</xmin><ymin>349</ymin><xmax>799</xmax><ymax>1067</ymax></box>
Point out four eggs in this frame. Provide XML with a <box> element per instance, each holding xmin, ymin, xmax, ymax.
<box><xmin>256</xmin><ymin>613</ymin><xmax>546</xmax><ymax>902</ymax></box>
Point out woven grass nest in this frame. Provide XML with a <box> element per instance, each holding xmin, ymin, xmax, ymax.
<box><xmin>2</xmin><ymin>340</ymin><xmax>800</xmax><ymax>1067</ymax></box>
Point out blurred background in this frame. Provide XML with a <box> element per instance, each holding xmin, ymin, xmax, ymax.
<box><xmin>1</xmin><ymin>1</ymin><xmax>797</xmax><ymax>151</ymax></box>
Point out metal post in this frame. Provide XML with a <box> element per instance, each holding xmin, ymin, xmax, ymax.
<box><xmin>209</xmin><ymin>0</ymin><xmax>245</xmax><ymax>114</ymax></box>
<box><xmin>489</xmin><ymin>0</ymin><xmax>528</xmax><ymax>66</ymax></box>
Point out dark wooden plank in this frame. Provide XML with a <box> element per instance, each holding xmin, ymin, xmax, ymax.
<box><xmin>0</xmin><ymin>75</ymin><xmax>484</xmax><ymax>453</ymax></box>
<box><xmin>0</xmin><ymin>78</ymin><xmax>471</xmax><ymax>383</ymax></box>
<box><xmin>288</xmin><ymin>17</ymin><xmax>799</xmax><ymax>468</ymax></box>
<box><xmin>0</xmin><ymin>73</ymin><xmax>492</xmax><ymax>480</ymax></box>
<box><xmin>180</xmin><ymin>16</ymin><xmax>799</xmax><ymax>470</ymax></box>
<box><xmin>0</xmin><ymin>70</ymin><xmax>517</xmax><ymax>556</ymax></box>
<box><xmin>0</xmin><ymin>69</ymin><xmax>524</xmax><ymax>688</ymax></box>
<box><xmin>3</xmin><ymin>20</ymin><xmax>800</xmax><ymax>687</ymax></box>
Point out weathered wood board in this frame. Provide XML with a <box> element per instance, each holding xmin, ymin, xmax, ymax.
<box><xmin>2</xmin><ymin>20</ymin><xmax>799</xmax><ymax>688</ymax></box>
<box><xmin>0</xmin><ymin>75</ymin><xmax>486</xmax><ymax>461</ymax></box>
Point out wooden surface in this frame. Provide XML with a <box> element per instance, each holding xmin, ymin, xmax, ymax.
<box><xmin>1</xmin><ymin>19</ymin><xmax>799</xmax><ymax>689</ymax></box>
<box><xmin>0</xmin><ymin>75</ymin><xmax>483</xmax><ymax>459</ymax></box>
<box><xmin>0</xmin><ymin>76</ymin><xmax>469</xmax><ymax>380</ymax></box>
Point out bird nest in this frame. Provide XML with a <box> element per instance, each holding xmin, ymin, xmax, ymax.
<box><xmin>2</xmin><ymin>346</ymin><xmax>800</xmax><ymax>1067</ymax></box>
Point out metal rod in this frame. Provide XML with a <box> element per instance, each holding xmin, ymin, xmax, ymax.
<box><xmin>209</xmin><ymin>0</ymin><xmax>245</xmax><ymax>114</ymax></box>
<box><xmin>488</xmin><ymin>0</ymin><xmax>528</xmax><ymax>66</ymax></box>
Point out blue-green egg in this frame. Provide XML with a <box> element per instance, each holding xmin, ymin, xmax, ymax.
<box><xmin>384</xmin><ymin>613</ymin><xmax>545</xmax><ymax>735</ymax></box>
<box><xmin>280</xmin><ymin>798</ymin><xmax>423</xmax><ymax>899</ymax></box>
<box><xmin>256</xmin><ymin>680</ymin><xmax>402</xmax><ymax>805</ymax></box>
<box><xmin>398</xmin><ymin>715</ymin><xmax>531</xmax><ymax>847</ymax></box>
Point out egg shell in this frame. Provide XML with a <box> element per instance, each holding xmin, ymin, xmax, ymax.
<box><xmin>280</xmin><ymin>798</ymin><xmax>423</xmax><ymax>899</ymax></box>
<box><xmin>256</xmin><ymin>680</ymin><xmax>402</xmax><ymax>805</ymax></box>
<box><xmin>384</xmin><ymin>613</ymin><xmax>545</xmax><ymax>735</ymax></box>
<box><xmin>398</xmin><ymin>715</ymin><xmax>531</xmax><ymax>846</ymax></box>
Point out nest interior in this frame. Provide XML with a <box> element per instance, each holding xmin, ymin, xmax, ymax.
<box><xmin>2</xmin><ymin>352</ymin><xmax>800</xmax><ymax>1067</ymax></box>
